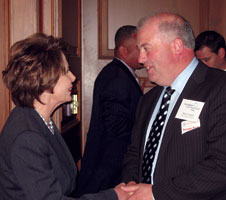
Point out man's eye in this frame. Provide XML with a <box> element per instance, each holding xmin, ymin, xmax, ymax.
<box><xmin>203</xmin><ymin>58</ymin><xmax>210</xmax><ymax>62</ymax></box>
<box><xmin>144</xmin><ymin>47</ymin><xmax>150</xmax><ymax>52</ymax></box>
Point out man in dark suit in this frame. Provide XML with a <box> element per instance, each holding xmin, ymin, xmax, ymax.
<box><xmin>75</xmin><ymin>25</ymin><xmax>143</xmax><ymax>196</ymax></box>
<box><xmin>120</xmin><ymin>13</ymin><xmax>226</xmax><ymax>199</ymax></box>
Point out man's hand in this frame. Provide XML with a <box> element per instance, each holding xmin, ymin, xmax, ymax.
<box><xmin>121</xmin><ymin>183</ymin><xmax>153</xmax><ymax>200</ymax></box>
<box><xmin>114</xmin><ymin>182</ymin><xmax>133</xmax><ymax>200</ymax></box>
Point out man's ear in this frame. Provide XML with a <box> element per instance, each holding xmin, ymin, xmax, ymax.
<box><xmin>218</xmin><ymin>47</ymin><xmax>225</xmax><ymax>59</ymax></box>
<box><xmin>171</xmin><ymin>38</ymin><xmax>184</xmax><ymax>55</ymax></box>
<box><xmin>118</xmin><ymin>45</ymin><xmax>128</xmax><ymax>58</ymax></box>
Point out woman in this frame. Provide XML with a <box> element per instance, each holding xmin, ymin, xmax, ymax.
<box><xmin>0</xmin><ymin>33</ymin><xmax>127</xmax><ymax>200</ymax></box>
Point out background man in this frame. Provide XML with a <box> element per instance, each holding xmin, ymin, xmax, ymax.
<box><xmin>195</xmin><ymin>30</ymin><xmax>226</xmax><ymax>70</ymax></box>
<box><xmin>75</xmin><ymin>25</ymin><xmax>143</xmax><ymax>197</ymax></box>
<box><xmin>121</xmin><ymin>13</ymin><xmax>226</xmax><ymax>200</ymax></box>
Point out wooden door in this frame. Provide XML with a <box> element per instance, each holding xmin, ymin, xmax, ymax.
<box><xmin>0</xmin><ymin>0</ymin><xmax>62</xmax><ymax>131</ymax></box>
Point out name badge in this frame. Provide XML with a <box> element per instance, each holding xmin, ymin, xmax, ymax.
<box><xmin>175</xmin><ymin>99</ymin><xmax>204</xmax><ymax>122</ymax></box>
<box><xmin>181</xmin><ymin>119</ymin><xmax>200</xmax><ymax>134</ymax></box>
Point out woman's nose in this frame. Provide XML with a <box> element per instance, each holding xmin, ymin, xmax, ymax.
<box><xmin>69</xmin><ymin>71</ymin><xmax>76</xmax><ymax>82</ymax></box>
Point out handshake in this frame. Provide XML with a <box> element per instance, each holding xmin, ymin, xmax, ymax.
<box><xmin>114</xmin><ymin>181</ymin><xmax>153</xmax><ymax>200</ymax></box>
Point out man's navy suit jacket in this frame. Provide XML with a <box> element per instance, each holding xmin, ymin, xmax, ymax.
<box><xmin>75</xmin><ymin>58</ymin><xmax>143</xmax><ymax>196</ymax></box>
<box><xmin>122</xmin><ymin>61</ymin><xmax>226</xmax><ymax>200</ymax></box>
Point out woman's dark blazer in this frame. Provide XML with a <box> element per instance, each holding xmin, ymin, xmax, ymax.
<box><xmin>0</xmin><ymin>107</ymin><xmax>117</xmax><ymax>200</ymax></box>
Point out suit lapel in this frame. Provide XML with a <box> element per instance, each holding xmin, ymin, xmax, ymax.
<box><xmin>32</xmin><ymin>110</ymin><xmax>76</xmax><ymax>179</ymax></box>
<box><xmin>48</xmin><ymin>126</ymin><xmax>76</xmax><ymax>179</ymax></box>
<box><xmin>53</xmin><ymin>128</ymin><xmax>76</xmax><ymax>171</ymax></box>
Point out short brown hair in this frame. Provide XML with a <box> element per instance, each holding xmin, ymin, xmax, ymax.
<box><xmin>2</xmin><ymin>33</ymin><xmax>66</xmax><ymax>108</ymax></box>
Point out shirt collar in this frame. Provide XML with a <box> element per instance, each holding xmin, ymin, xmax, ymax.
<box><xmin>169</xmin><ymin>57</ymin><xmax>199</xmax><ymax>94</ymax></box>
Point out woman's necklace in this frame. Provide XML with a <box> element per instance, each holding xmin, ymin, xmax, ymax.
<box><xmin>35</xmin><ymin>109</ymin><xmax>55</xmax><ymax>135</ymax></box>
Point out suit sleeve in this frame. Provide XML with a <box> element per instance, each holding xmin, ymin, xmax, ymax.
<box><xmin>85</xmin><ymin>78</ymin><xmax>136</xmax><ymax>190</ymax></box>
<box><xmin>121</xmin><ymin>97</ymin><xmax>145</xmax><ymax>183</ymax></box>
<box><xmin>100</xmin><ymin>79</ymin><xmax>135</xmax><ymax>155</ymax></box>
<box><xmin>101</xmin><ymin>78</ymin><xmax>134</xmax><ymax>139</ymax></box>
<box><xmin>79</xmin><ymin>189</ymin><xmax>118</xmax><ymax>200</ymax></box>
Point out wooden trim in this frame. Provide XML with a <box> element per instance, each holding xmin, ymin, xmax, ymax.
<box><xmin>51</xmin><ymin>0</ymin><xmax>55</xmax><ymax>35</ymax></box>
<box><xmin>98</xmin><ymin>0</ymin><xmax>114</xmax><ymax>59</ymax></box>
<box><xmin>77</xmin><ymin>0</ymin><xmax>81</xmax><ymax>57</ymax></box>
<box><xmin>7</xmin><ymin>0</ymin><xmax>13</xmax><ymax>111</ymax></box>
<box><xmin>58</xmin><ymin>0</ymin><xmax>62</xmax><ymax>37</ymax></box>
<box><xmin>39</xmin><ymin>0</ymin><xmax>43</xmax><ymax>32</ymax></box>
<box><xmin>51</xmin><ymin>0</ymin><xmax>61</xmax><ymax>129</ymax></box>
<box><xmin>0</xmin><ymin>0</ymin><xmax>10</xmax><ymax>132</ymax></box>
<box><xmin>6</xmin><ymin>0</ymin><xmax>11</xmax><ymax>111</ymax></box>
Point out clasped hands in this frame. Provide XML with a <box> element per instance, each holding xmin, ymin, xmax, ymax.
<box><xmin>114</xmin><ymin>181</ymin><xmax>153</xmax><ymax>200</ymax></box>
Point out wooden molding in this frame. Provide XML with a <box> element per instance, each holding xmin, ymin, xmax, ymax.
<box><xmin>98</xmin><ymin>0</ymin><xmax>114</xmax><ymax>59</ymax></box>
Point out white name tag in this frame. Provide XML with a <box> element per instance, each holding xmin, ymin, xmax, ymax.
<box><xmin>176</xmin><ymin>99</ymin><xmax>204</xmax><ymax>122</ymax></box>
